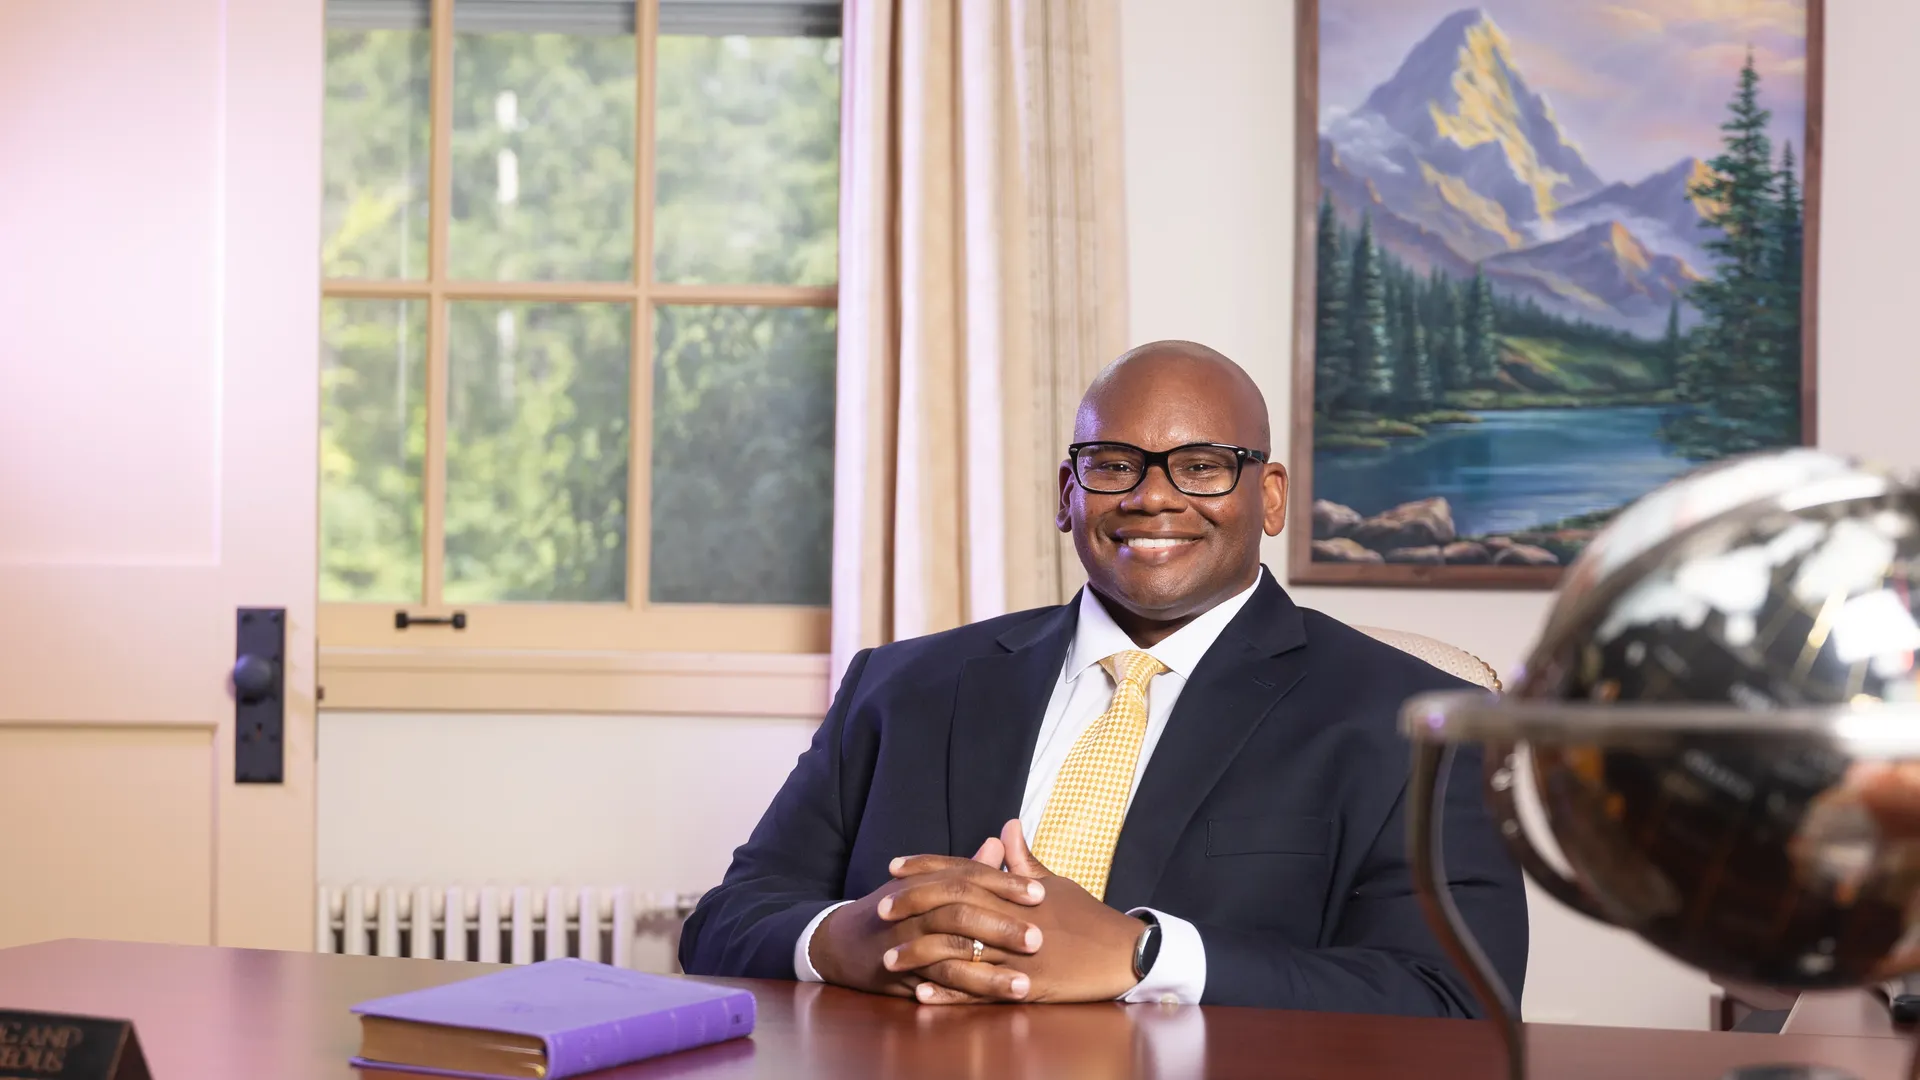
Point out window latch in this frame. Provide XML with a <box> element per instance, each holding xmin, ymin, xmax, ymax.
<box><xmin>395</xmin><ymin>611</ymin><xmax>468</xmax><ymax>631</ymax></box>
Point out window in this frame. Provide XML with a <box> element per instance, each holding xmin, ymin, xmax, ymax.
<box><xmin>318</xmin><ymin>0</ymin><xmax>841</xmax><ymax>659</ymax></box>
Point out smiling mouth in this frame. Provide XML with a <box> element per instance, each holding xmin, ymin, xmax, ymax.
<box><xmin>1119</xmin><ymin>537</ymin><xmax>1199</xmax><ymax>550</ymax></box>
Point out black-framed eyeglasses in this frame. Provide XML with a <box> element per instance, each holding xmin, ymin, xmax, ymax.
<box><xmin>1066</xmin><ymin>441</ymin><xmax>1268</xmax><ymax>497</ymax></box>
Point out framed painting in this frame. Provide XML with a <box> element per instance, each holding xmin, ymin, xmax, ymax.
<box><xmin>1288</xmin><ymin>0</ymin><xmax>1823</xmax><ymax>588</ymax></box>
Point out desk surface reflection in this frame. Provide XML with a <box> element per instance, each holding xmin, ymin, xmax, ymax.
<box><xmin>0</xmin><ymin>939</ymin><xmax>1908</xmax><ymax>1079</ymax></box>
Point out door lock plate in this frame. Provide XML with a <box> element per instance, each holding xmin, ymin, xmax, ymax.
<box><xmin>235</xmin><ymin>607</ymin><xmax>285</xmax><ymax>784</ymax></box>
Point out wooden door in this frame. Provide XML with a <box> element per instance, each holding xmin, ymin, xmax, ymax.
<box><xmin>0</xmin><ymin>0</ymin><xmax>321</xmax><ymax>950</ymax></box>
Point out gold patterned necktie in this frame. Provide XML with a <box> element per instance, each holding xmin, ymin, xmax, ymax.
<box><xmin>1030</xmin><ymin>650</ymin><xmax>1168</xmax><ymax>901</ymax></box>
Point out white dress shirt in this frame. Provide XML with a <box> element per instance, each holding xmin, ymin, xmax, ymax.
<box><xmin>795</xmin><ymin>569</ymin><xmax>1266</xmax><ymax>1005</ymax></box>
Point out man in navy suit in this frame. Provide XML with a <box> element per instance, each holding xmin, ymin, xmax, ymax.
<box><xmin>679</xmin><ymin>341</ymin><xmax>1527</xmax><ymax>1011</ymax></box>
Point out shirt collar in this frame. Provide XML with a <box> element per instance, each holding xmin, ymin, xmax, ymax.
<box><xmin>1066</xmin><ymin>567</ymin><xmax>1266</xmax><ymax>683</ymax></box>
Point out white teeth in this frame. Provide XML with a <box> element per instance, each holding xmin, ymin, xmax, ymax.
<box><xmin>1123</xmin><ymin>538</ymin><xmax>1194</xmax><ymax>549</ymax></box>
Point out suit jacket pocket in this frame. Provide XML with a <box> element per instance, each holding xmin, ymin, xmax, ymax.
<box><xmin>1207</xmin><ymin>815</ymin><xmax>1332</xmax><ymax>858</ymax></box>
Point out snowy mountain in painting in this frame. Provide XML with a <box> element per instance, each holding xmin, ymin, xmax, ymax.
<box><xmin>1318</xmin><ymin>7</ymin><xmax>1726</xmax><ymax>333</ymax></box>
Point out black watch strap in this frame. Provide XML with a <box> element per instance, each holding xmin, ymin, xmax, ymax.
<box><xmin>1132</xmin><ymin>913</ymin><xmax>1162</xmax><ymax>980</ymax></box>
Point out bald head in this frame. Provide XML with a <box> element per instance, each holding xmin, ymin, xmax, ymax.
<box><xmin>1074</xmin><ymin>340</ymin><xmax>1271</xmax><ymax>453</ymax></box>
<box><xmin>1057</xmin><ymin>339</ymin><xmax>1286</xmax><ymax>646</ymax></box>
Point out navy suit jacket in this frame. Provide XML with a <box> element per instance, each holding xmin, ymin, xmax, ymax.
<box><xmin>679</xmin><ymin>572</ymin><xmax>1529</xmax><ymax>1014</ymax></box>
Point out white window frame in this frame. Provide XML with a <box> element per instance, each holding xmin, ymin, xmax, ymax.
<box><xmin>318</xmin><ymin>0</ymin><xmax>841</xmax><ymax>715</ymax></box>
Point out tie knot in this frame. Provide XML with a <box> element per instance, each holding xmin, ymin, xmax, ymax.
<box><xmin>1099</xmin><ymin>650</ymin><xmax>1166</xmax><ymax>691</ymax></box>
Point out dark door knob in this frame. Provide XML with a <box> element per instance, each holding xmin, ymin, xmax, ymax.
<box><xmin>233</xmin><ymin>654</ymin><xmax>277</xmax><ymax>703</ymax></box>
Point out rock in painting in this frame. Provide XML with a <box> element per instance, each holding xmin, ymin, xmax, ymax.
<box><xmin>1313</xmin><ymin>500</ymin><xmax>1362</xmax><ymax>539</ymax></box>
<box><xmin>1441</xmin><ymin>541</ymin><xmax>1492</xmax><ymax>565</ymax></box>
<box><xmin>1493</xmin><ymin>543</ymin><xmax>1560</xmax><ymax>567</ymax></box>
<box><xmin>1352</xmin><ymin>498</ymin><xmax>1456</xmax><ymax>551</ymax></box>
<box><xmin>1385</xmin><ymin>545</ymin><xmax>1445</xmax><ymax>565</ymax></box>
<box><xmin>1311</xmin><ymin>537</ymin><xmax>1384</xmax><ymax>563</ymax></box>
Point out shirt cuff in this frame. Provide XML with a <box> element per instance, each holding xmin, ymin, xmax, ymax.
<box><xmin>1120</xmin><ymin>908</ymin><xmax>1207</xmax><ymax>1005</ymax></box>
<box><xmin>793</xmin><ymin>900</ymin><xmax>854</xmax><ymax>982</ymax></box>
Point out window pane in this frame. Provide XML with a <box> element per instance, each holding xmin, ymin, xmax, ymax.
<box><xmin>445</xmin><ymin>302</ymin><xmax>631</xmax><ymax>602</ymax></box>
<box><xmin>324</xmin><ymin>28</ymin><xmax>431</xmax><ymax>279</ymax></box>
<box><xmin>654</xmin><ymin>35</ymin><xmax>841</xmax><ymax>286</ymax></box>
<box><xmin>650</xmin><ymin>305</ymin><xmax>835</xmax><ymax>605</ymax></box>
<box><xmin>321</xmin><ymin>298</ymin><xmax>426</xmax><ymax>601</ymax></box>
<box><xmin>450</xmin><ymin>19</ymin><xmax>637</xmax><ymax>282</ymax></box>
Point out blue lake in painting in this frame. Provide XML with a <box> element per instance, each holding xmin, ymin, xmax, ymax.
<box><xmin>1311</xmin><ymin>406</ymin><xmax>1700</xmax><ymax>538</ymax></box>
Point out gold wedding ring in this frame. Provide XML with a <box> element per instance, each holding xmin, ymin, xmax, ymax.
<box><xmin>970</xmin><ymin>938</ymin><xmax>984</xmax><ymax>963</ymax></box>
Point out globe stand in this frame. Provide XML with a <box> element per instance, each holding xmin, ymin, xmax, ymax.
<box><xmin>1405</xmin><ymin>700</ymin><xmax>1920</xmax><ymax>1080</ymax></box>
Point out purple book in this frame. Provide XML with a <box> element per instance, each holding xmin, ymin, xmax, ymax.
<box><xmin>349</xmin><ymin>957</ymin><xmax>756</xmax><ymax>1079</ymax></box>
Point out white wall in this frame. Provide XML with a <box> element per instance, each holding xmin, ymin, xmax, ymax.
<box><xmin>1118</xmin><ymin>0</ymin><xmax>1920</xmax><ymax>1030</ymax></box>
<box><xmin>318</xmin><ymin>712</ymin><xmax>817</xmax><ymax>970</ymax></box>
<box><xmin>319</xmin><ymin>0</ymin><xmax>1920</xmax><ymax>1027</ymax></box>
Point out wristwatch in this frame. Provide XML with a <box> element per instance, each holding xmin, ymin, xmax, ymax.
<box><xmin>1131</xmin><ymin>912</ymin><xmax>1162</xmax><ymax>981</ymax></box>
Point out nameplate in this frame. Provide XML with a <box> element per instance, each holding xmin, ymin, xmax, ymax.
<box><xmin>0</xmin><ymin>1012</ymin><xmax>149</xmax><ymax>1080</ymax></box>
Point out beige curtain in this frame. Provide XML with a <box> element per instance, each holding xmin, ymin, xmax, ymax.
<box><xmin>829</xmin><ymin>0</ymin><xmax>1130</xmax><ymax>689</ymax></box>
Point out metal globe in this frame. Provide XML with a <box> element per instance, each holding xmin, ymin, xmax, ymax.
<box><xmin>1510</xmin><ymin>448</ymin><xmax>1920</xmax><ymax>990</ymax></box>
<box><xmin>1402</xmin><ymin>447</ymin><xmax>1920</xmax><ymax>1079</ymax></box>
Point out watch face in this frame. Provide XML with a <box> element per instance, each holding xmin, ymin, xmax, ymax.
<box><xmin>1135</xmin><ymin>922</ymin><xmax>1162</xmax><ymax>978</ymax></box>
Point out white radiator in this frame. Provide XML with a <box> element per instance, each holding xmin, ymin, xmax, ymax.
<box><xmin>317</xmin><ymin>884</ymin><xmax>704</xmax><ymax>969</ymax></box>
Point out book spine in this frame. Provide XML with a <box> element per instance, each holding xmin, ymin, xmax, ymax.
<box><xmin>544</xmin><ymin>993</ymin><xmax>756</xmax><ymax>1078</ymax></box>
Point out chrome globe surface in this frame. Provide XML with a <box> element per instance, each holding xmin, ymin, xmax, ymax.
<box><xmin>1513</xmin><ymin>449</ymin><xmax>1920</xmax><ymax>988</ymax></box>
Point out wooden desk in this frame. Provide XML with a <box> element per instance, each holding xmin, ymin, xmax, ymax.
<box><xmin>1785</xmin><ymin>990</ymin><xmax>1906</xmax><ymax>1040</ymax></box>
<box><xmin>0</xmin><ymin>939</ymin><xmax>1910</xmax><ymax>1079</ymax></box>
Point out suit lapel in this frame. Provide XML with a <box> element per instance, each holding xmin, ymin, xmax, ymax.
<box><xmin>946</xmin><ymin>603</ymin><xmax>1078</xmax><ymax>857</ymax></box>
<box><xmin>1102</xmin><ymin>574</ymin><xmax>1314</xmax><ymax>913</ymax></box>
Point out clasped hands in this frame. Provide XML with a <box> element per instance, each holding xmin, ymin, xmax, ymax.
<box><xmin>808</xmin><ymin>819</ymin><xmax>1147</xmax><ymax>1005</ymax></box>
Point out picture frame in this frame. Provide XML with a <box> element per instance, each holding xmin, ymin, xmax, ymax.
<box><xmin>1287</xmin><ymin>0</ymin><xmax>1823</xmax><ymax>589</ymax></box>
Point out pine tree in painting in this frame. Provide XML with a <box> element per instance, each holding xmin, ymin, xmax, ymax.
<box><xmin>1661</xmin><ymin>299</ymin><xmax>1684</xmax><ymax>380</ymax></box>
<box><xmin>1462</xmin><ymin>267</ymin><xmax>1498</xmax><ymax>385</ymax></box>
<box><xmin>1426</xmin><ymin>270</ymin><xmax>1462</xmax><ymax>391</ymax></box>
<box><xmin>1313</xmin><ymin>194</ymin><xmax>1353</xmax><ymax>414</ymax></box>
<box><xmin>1665</xmin><ymin>50</ymin><xmax>1800</xmax><ymax>458</ymax></box>
<box><xmin>1345</xmin><ymin>212</ymin><xmax>1393</xmax><ymax>414</ymax></box>
<box><xmin>1396</xmin><ymin>309</ymin><xmax>1436</xmax><ymax>415</ymax></box>
<box><xmin>1383</xmin><ymin>272</ymin><xmax>1405</xmax><ymax>398</ymax></box>
<box><xmin>1769</xmin><ymin>141</ymin><xmax>1804</xmax><ymax>412</ymax></box>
